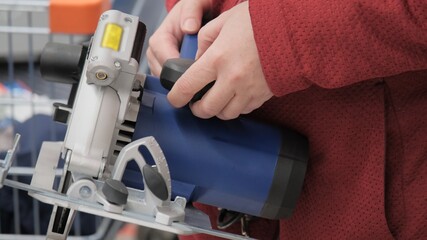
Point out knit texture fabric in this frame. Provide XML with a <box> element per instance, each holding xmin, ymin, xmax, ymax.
<box><xmin>166</xmin><ymin>1</ymin><xmax>427</xmax><ymax>239</ymax></box>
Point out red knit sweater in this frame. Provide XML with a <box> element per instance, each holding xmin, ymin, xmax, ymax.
<box><xmin>166</xmin><ymin>1</ymin><xmax>427</xmax><ymax>239</ymax></box>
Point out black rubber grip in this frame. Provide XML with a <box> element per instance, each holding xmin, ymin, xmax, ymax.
<box><xmin>160</xmin><ymin>58</ymin><xmax>215</xmax><ymax>102</ymax></box>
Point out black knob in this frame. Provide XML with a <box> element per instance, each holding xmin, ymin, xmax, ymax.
<box><xmin>102</xmin><ymin>179</ymin><xmax>129</xmax><ymax>205</ymax></box>
<box><xmin>160</xmin><ymin>58</ymin><xmax>215</xmax><ymax>102</ymax></box>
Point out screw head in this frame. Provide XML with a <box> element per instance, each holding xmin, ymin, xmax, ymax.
<box><xmin>79</xmin><ymin>186</ymin><xmax>92</xmax><ymax>199</ymax></box>
<box><xmin>96</xmin><ymin>71</ymin><xmax>108</xmax><ymax>80</ymax></box>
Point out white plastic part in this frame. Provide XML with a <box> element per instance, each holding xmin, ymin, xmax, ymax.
<box><xmin>63</xmin><ymin>10</ymin><xmax>141</xmax><ymax>178</ymax></box>
<box><xmin>64</xmin><ymin>79</ymin><xmax>119</xmax><ymax>177</ymax></box>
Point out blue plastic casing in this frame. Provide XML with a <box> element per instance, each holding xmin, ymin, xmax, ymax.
<box><xmin>123</xmin><ymin>34</ymin><xmax>308</xmax><ymax>219</ymax></box>
<box><xmin>179</xmin><ymin>34</ymin><xmax>198</xmax><ymax>59</ymax></box>
<box><xmin>124</xmin><ymin>75</ymin><xmax>283</xmax><ymax>217</ymax></box>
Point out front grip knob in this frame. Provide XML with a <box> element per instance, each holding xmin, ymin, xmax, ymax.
<box><xmin>160</xmin><ymin>58</ymin><xmax>215</xmax><ymax>102</ymax></box>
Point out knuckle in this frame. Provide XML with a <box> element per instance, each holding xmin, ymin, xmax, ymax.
<box><xmin>247</xmin><ymin>100</ymin><xmax>263</xmax><ymax>111</ymax></box>
<box><xmin>146</xmin><ymin>47</ymin><xmax>153</xmax><ymax>59</ymax></box>
<box><xmin>174</xmin><ymin>78</ymin><xmax>194</xmax><ymax>96</ymax></box>
<box><xmin>198</xmin><ymin>26</ymin><xmax>209</xmax><ymax>40</ymax></box>
<box><xmin>206</xmin><ymin>50</ymin><xmax>223</xmax><ymax>66</ymax></box>
<box><xmin>227</xmin><ymin>70</ymin><xmax>244</xmax><ymax>85</ymax></box>
<box><xmin>148</xmin><ymin>33</ymin><xmax>166</xmax><ymax>48</ymax></box>
<box><xmin>148</xmin><ymin>35</ymin><xmax>157</xmax><ymax>47</ymax></box>
<box><xmin>198</xmin><ymin>102</ymin><xmax>219</xmax><ymax>117</ymax></box>
<box><xmin>218</xmin><ymin>110</ymin><xmax>239</xmax><ymax>120</ymax></box>
<box><xmin>210</xmin><ymin>48</ymin><xmax>223</xmax><ymax>60</ymax></box>
<box><xmin>241</xmin><ymin>108</ymin><xmax>253</xmax><ymax>114</ymax></box>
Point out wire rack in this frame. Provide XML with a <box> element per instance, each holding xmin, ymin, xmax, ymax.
<box><xmin>0</xmin><ymin>0</ymin><xmax>168</xmax><ymax>239</ymax></box>
<box><xmin>0</xmin><ymin>0</ymin><xmax>116</xmax><ymax>239</ymax></box>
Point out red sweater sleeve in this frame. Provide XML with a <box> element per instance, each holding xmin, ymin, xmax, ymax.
<box><xmin>165</xmin><ymin>0</ymin><xmax>231</xmax><ymax>17</ymax></box>
<box><xmin>165</xmin><ymin>0</ymin><xmax>178</xmax><ymax>12</ymax></box>
<box><xmin>249</xmin><ymin>0</ymin><xmax>427</xmax><ymax>96</ymax></box>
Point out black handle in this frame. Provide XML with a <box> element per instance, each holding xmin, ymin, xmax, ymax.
<box><xmin>159</xmin><ymin>34</ymin><xmax>215</xmax><ymax>102</ymax></box>
<box><xmin>160</xmin><ymin>58</ymin><xmax>214</xmax><ymax>102</ymax></box>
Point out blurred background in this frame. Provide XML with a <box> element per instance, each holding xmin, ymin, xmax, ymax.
<box><xmin>0</xmin><ymin>0</ymin><xmax>177</xmax><ymax>239</ymax></box>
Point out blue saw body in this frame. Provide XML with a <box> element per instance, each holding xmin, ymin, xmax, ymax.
<box><xmin>124</xmin><ymin>75</ymin><xmax>286</xmax><ymax>218</ymax></box>
<box><xmin>123</xmin><ymin>34</ymin><xmax>308</xmax><ymax>219</ymax></box>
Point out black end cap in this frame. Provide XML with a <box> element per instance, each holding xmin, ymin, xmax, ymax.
<box><xmin>40</xmin><ymin>42</ymin><xmax>85</xmax><ymax>84</ymax></box>
<box><xmin>260</xmin><ymin>128</ymin><xmax>309</xmax><ymax>219</ymax></box>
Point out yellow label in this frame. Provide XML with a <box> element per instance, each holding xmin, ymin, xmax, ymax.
<box><xmin>101</xmin><ymin>23</ymin><xmax>123</xmax><ymax>51</ymax></box>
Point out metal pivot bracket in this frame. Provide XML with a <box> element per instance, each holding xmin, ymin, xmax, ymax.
<box><xmin>60</xmin><ymin>134</ymin><xmax>189</xmax><ymax>224</ymax></box>
<box><xmin>110</xmin><ymin>136</ymin><xmax>186</xmax><ymax>225</ymax></box>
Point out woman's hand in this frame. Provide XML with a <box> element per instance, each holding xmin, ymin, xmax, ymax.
<box><xmin>167</xmin><ymin>2</ymin><xmax>273</xmax><ymax>120</ymax></box>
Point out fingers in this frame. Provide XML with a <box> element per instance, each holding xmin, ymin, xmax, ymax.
<box><xmin>167</xmin><ymin>56</ymin><xmax>216</xmax><ymax>108</ymax></box>
<box><xmin>190</xmin><ymin>79</ymin><xmax>235</xmax><ymax>119</ymax></box>
<box><xmin>167</xmin><ymin>6</ymin><xmax>249</xmax><ymax>118</ymax></box>
<box><xmin>196</xmin><ymin>10</ymin><xmax>232</xmax><ymax>59</ymax></box>
<box><xmin>147</xmin><ymin>16</ymin><xmax>182</xmax><ymax>76</ymax></box>
<box><xmin>180</xmin><ymin>0</ymin><xmax>211</xmax><ymax>33</ymax></box>
<box><xmin>146</xmin><ymin>47</ymin><xmax>162</xmax><ymax>76</ymax></box>
<box><xmin>189</xmin><ymin>81</ymin><xmax>262</xmax><ymax>120</ymax></box>
<box><xmin>167</xmin><ymin>10</ymin><xmax>234</xmax><ymax>111</ymax></box>
<box><xmin>147</xmin><ymin>34</ymin><xmax>180</xmax><ymax>76</ymax></box>
<box><xmin>215</xmin><ymin>95</ymin><xmax>251</xmax><ymax>120</ymax></box>
<box><xmin>147</xmin><ymin>0</ymin><xmax>212</xmax><ymax>76</ymax></box>
<box><xmin>162</xmin><ymin>1</ymin><xmax>273</xmax><ymax>120</ymax></box>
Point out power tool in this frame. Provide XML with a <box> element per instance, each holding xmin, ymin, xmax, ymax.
<box><xmin>0</xmin><ymin>10</ymin><xmax>308</xmax><ymax>239</ymax></box>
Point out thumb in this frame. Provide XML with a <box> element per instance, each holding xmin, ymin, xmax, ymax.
<box><xmin>180</xmin><ymin>0</ymin><xmax>212</xmax><ymax>34</ymax></box>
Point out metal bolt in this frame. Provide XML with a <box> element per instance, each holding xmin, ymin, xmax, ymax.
<box><xmin>79</xmin><ymin>186</ymin><xmax>92</xmax><ymax>199</ymax></box>
<box><xmin>96</xmin><ymin>71</ymin><xmax>108</xmax><ymax>80</ymax></box>
<box><xmin>114</xmin><ymin>61</ymin><xmax>121</xmax><ymax>68</ymax></box>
